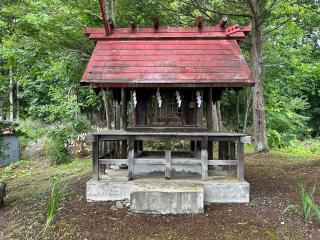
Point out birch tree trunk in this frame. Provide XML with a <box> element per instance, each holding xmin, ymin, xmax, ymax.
<box><xmin>9</xmin><ymin>68</ymin><xmax>14</xmax><ymax>122</ymax></box>
<box><xmin>16</xmin><ymin>84</ymin><xmax>20</xmax><ymax>121</ymax></box>
<box><xmin>216</xmin><ymin>101</ymin><xmax>222</xmax><ymax>131</ymax></box>
<box><xmin>250</xmin><ymin>0</ymin><xmax>268</xmax><ymax>152</ymax></box>
<box><xmin>211</xmin><ymin>102</ymin><xmax>220</xmax><ymax>131</ymax></box>
<box><xmin>102</xmin><ymin>90</ymin><xmax>112</xmax><ymax>130</ymax></box>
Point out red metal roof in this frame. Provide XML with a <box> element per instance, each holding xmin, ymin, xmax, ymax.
<box><xmin>81</xmin><ymin>27</ymin><xmax>254</xmax><ymax>88</ymax></box>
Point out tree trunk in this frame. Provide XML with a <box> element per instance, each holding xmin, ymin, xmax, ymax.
<box><xmin>9</xmin><ymin>68</ymin><xmax>14</xmax><ymax>122</ymax></box>
<box><xmin>216</xmin><ymin>101</ymin><xmax>222</xmax><ymax>131</ymax></box>
<box><xmin>0</xmin><ymin>100</ymin><xmax>3</xmax><ymax>121</ymax></box>
<box><xmin>102</xmin><ymin>90</ymin><xmax>112</xmax><ymax>130</ymax></box>
<box><xmin>250</xmin><ymin>0</ymin><xmax>268</xmax><ymax>152</ymax></box>
<box><xmin>16</xmin><ymin>83</ymin><xmax>19</xmax><ymax>121</ymax></box>
<box><xmin>236</xmin><ymin>93</ymin><xmax>240</xmax><ymax>128</ymax></box>
<box><xmin>243</xmin><ymin>88</ymin><xmax>252</xmax><ymax>133</ymax></box>
<box><xmin>212</xmin><ymin>102</ymin><xmax>220</xmax><ymax>131</ymax></box>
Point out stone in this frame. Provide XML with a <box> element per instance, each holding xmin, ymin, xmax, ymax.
<box><xmin>130</xmin><ymin>182</ymin><xmax>204</xmax><ymax>214</ymax></box>
<box><xmin>115</xmin><ymin>201</ymin><xmax>124</xmax><ymax>208</ymax></box>
<box><xmin>0</xmin><ymin>181</ymin><xmax>6</xmax><ymax>205</ymax></box>
<box><xmin>203</xmin><ymin>181</ymin><xmax>249</xmax><ymax>203</ymax></box>
<box><xmin>86</xmin><ymin>179</ymin><xmax>130</xmax><ymax>202</ymax></box>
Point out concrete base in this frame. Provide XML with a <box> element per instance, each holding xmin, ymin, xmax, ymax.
<box><xmin>86</xmin><ymin>169</ymin><xmax>250</xmax><ymax>214</ymax></box>
<box><xmin>130</xmin><ymin>182</ymin><xmax>204</xmax><ymax>214</ymax></box>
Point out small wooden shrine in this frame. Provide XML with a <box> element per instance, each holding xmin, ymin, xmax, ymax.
<box><xmin>83</xmin><ymin>1</ymin><xmax>254</xmax><ymax>214</ymax></box>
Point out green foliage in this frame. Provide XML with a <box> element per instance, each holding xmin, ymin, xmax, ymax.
<box><xmin>284</xmin><ymin>183</ymin><xmax>320</xmax><ymax>223</ymax></box>
<box><xmin>16</xmin><ymin>119</ymin><xmax>48</xmax><ymax>148</ymax></box>
<box><xmin>1</xmin><ymin>0</ymin><xmax>319</xmax><ymax>151</ymax></box>
<box><xmin>45</xmin><ymin>179</ymin><xmax>60</xmax><ymax>230</ymax></box>
<box><xmin>44</xmin><ymin>118</ymin><xmax>91</xmax><ymax>165</ymax></box>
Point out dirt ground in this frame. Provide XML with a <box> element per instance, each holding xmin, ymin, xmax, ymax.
<box><xmin>1</xmin><ymin>153</ymin><xmax>320</xmax><ymax>240</ymax></box>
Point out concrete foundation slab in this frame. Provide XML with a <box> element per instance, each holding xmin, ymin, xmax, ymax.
<box><xmin>130</xmin><ymin>182</ymin><xmax>204</xmax><ymax>214</ymax></box>
<box><xmin>86</xmin><ymin>178</ymin><xmax>130</xmax><ymax>202</ymax></box>
<box><xmin>87</xmin><ymin>169</ymin><xmax>250</xmax><ymax>213</ymax></box>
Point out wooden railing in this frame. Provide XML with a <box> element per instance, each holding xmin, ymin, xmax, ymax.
<box><xmin>86</xmin><ymin>130</ymin><xmax>251</xmax><ymax>181</ymax></box>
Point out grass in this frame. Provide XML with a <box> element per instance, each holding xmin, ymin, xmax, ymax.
<box><xmin>45</xmin><ymin>180</ymin><xmax>60</xmax><ymax>230</ymax></box>
<box><xmin>283</xmin><ymin>183</ymin><xmax>320</xmax><ymax>223</ymax></box>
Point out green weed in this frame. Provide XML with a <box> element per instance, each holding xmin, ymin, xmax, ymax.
<box><xmin>44</xmin><ymin>180</ymin><xmax>60</xmax><ymax>230</ymax></box>
<box><xmin>283</xmin><ymin>183</ymin><xmax>320</xmax><ymax>223</ymax></box>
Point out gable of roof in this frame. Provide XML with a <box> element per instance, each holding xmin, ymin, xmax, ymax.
<box><xmin>81</xmin><ymin>26</ymin><xmax>254</xmax><ymax>88</ymax></box>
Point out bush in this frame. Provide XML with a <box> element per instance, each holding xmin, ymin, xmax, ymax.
<box><xmin>16</xmin><ymin>119</ymin><xmax>48</xmax><ymax>149</ymax></box>
<box><xmin>44</xmin><ymin>118</ymin><xmax>91</xmax><ymax>165</ymax></box>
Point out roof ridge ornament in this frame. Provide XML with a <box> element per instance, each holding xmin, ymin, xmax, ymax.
<box><xmin>225</xmin><ymin>24</ymin><xmax>240</xmax><ymax>36</ymax></box>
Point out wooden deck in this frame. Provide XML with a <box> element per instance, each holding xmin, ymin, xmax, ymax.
<box><xmin>86</xmin><ymin>131</ymin><xmax>250</xmax><ymax>182</ymax></box>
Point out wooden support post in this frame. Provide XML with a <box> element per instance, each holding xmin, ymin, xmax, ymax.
<box><xmin>201</xmin><ymin>137</ymin><xmax>208</xmax><ymax>180</ymax></box>
<box><xmin>121</xmin><ymin>88</ymin><xmax>127</xmax><ymax>130</ymax></box>
<box><xmin>121</xmin><ymin>88</ymin><xmax>128</xmax><ymax>159</ymax></box>
<box><xmin>207</xmin><ymin>88</ymin><xmax>213</xmax><ymax>131</ymax></box>
<box><xmin>218</xmin><ymin>141</ymin><xmax>229</xmax><ymax>159</ymax></box>
<box><xmin>165</xmin><ymin>139</ymin><xmax>171</xmax><ymax>179</ymax></box>
<box><xmin>128</xmin><ymin>138</ymin><xmax>135</xmax><ymax>180</ymax></box>
<box><xmin>92</xmin><ymin>136</ymin><xmax>99</xmax><ymax>180</ymax></box>
<box><xmin>131</xmin><ymin>91</ymin><xmax>136</xmax><ymax>127</ymax></box>
<box><xmin>190</xmin><ymin>141</ymin><xmax>196</xmax><ymax>152</ymax></box>
<box><xmin>237</xmin><ymin>141</ymin><xmax>244</xmax><ymax>181</ymax></box>
<box><xmin>230</xmin><ymin>142</ymin><xmax>236</xmax><ymax>160</ymax></box>
<box><xmin>208</xmin><ymin>141</ymin><xmax>213</xmax><ymax>160</ymax></box>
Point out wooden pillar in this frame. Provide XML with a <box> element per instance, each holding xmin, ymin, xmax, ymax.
<box><xmin>230</xmin><ymin>142</ymin><xmax>236</xmax><ymax>160</ymax></box>
<box><xmin>201</xmin><ymin>137</ymin><xmax>208</xmax><ymax>180</ymax></box>
<box><xmin>128</xmin><ymin>138</ymin><xmax>135</xmax><ymax>180</ymax></box>
<box><xmin>131</xmin><ymin>91</ymin><xmax>136</xmax><ymax>127</ymax></box>
<box><xmin>207</xmin><ymin>88</ymin><xmax>213</xmax><ymax>131</ymax></box>
<box><xmin>190</xmin><ymin>141</ymin><xmax>196</xmax><ymax>152</ymax></box>
<box><xmin>165</xmin><ymin>139</ymin><xmax>171</xmax><ymax>179</ymax></box>
<box><xmin>121</xmin><ymin>88</ymin><xmax>127</xmax><ymax>129</ymax></box>
<box><xmin>121</xmin><ymin>88</ymin><xmax>128</xmax><ymax>159</ymax></box>
<box><xmin>92</xmin><ymin>136</ymin><xmax>99</xmax><ymax>180</ymax></box>
<box><xmin>208</xmin><ymin>141</ymin><xmax>214</xmax><ymax>160</ymax></box>
<box><xmin>237</xmin><ymin>141</ymin><xmax>244</xmax><ymax>181</ymax></box>
<box><xmin>218</xmin><ymin>141</ymin><xmax>229</xmax><ymax>159</ymax></box>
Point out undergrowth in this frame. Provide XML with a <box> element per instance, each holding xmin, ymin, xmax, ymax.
<box><xmin>284</xmin><ymin>183</ymin><xmax>320</xmax><ymax>223</ymax></box>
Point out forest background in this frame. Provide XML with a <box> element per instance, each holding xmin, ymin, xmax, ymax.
<box><xmin>0</xmin><ymin>0</ymin><xmax>319</xmax><ymax>162</ymax></box>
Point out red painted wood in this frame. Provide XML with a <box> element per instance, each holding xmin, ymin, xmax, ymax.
<box><xmin>88</xmin><ymin>31</ymin><xmax>245</xmax><ymax>41</ymax></box>
<box><xmin>84</xmin><ymin>26</ymin><xmax>251</xmax><ymax>35</ymax></box>
<box><xmin>81</xmin><ymin>37</ymin><xmax>254</xmax><ymax>87</ymax></box>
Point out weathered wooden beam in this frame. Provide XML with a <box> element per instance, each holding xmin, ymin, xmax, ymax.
<box><xmin>165</xmin><ymin>139</ymin><xmax>171</xmax><ymax>179</ymax></box>
<box><xmin>219</xmin><ymin>16</ymin><xmax>228</xmax><ymax>28</ymax></box>
<box><xmin>209</xmin><ymin>160</ymin><xmax>238</xmax><ymax>165</ymax></box>
<box><xmin>201</xmin><ymin>137</ymin><xmax>208</xmax><ymax>180</ymax></box>
<box><xmin>237</xmin><ymin>141</ymin><xmax>244</xmax><ymax>181</ymax></box>
<box><xmin>92</xmin><ymin>136</ymin><xmax>99</xmax><ymax>180</ymax></box>
<box><xmin>98</xmin><ymin>0</ymin><xmax>111</xmax><ymax>36</ymax></box>
<box><xmin>196</xmin><ymin>16</ymin><xmax>203</xmax><ymax>29</ymax></box>
<box><xmin>128</xmin><ymin>138</ymin><xmax>135</xmax><ymax>180</ymax></box>
<box><xmin>100</xmin><ymin>159</ymin><xmax>128</xmax><ymax>165</ymax></box>
<box><xmin>153</xmin><ymin>17</ymin><xmax>159</xmax><ymax>29</ymax></box>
